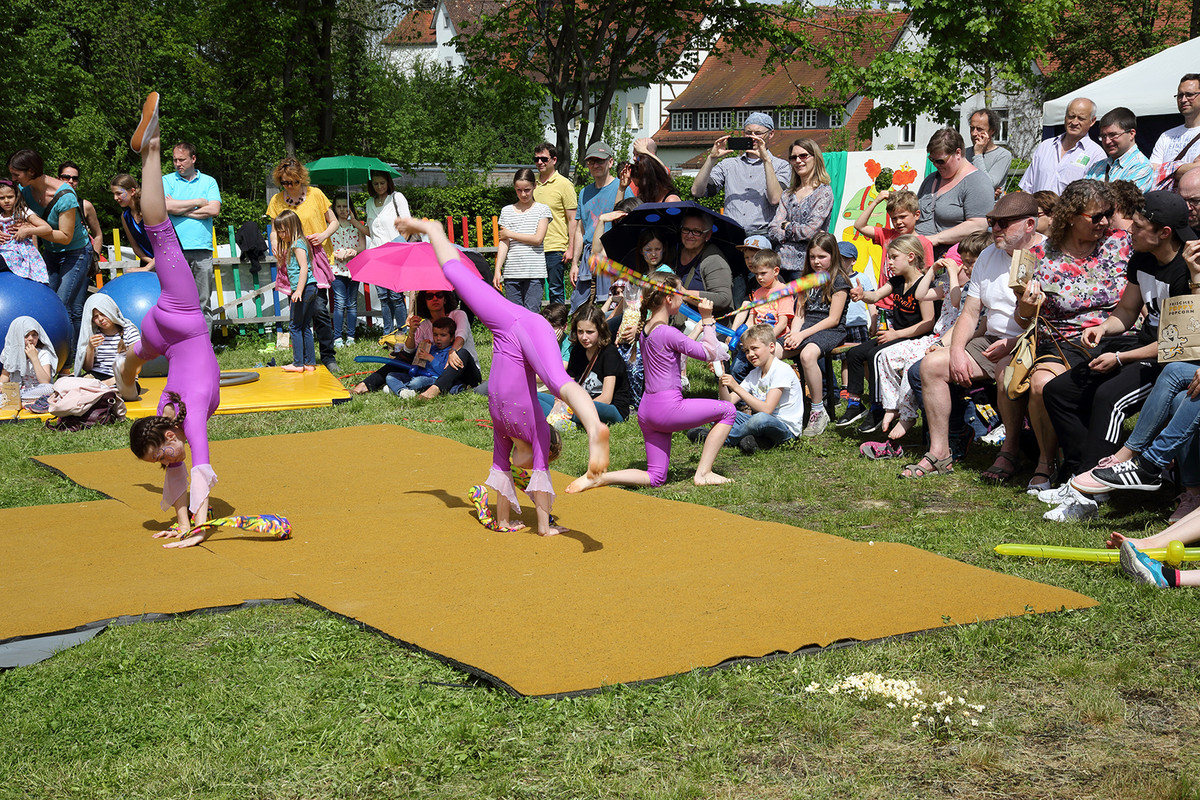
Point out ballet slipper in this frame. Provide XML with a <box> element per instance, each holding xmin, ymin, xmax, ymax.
<box><xmin>131</xmin><ymin>92</ymin><xmax>160</xmax><ymax>153</ymax></box>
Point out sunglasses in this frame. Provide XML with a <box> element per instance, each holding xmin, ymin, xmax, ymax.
<box><xmin>426</xmin><ymin>292</ymin><xmax>449</xmax><ymax>299</ymax></box>
<box><xmin>279</xmin><ymin>180</ymin><xmax>298</xmax><ymax>187</ymax></box>
<box><xmin>59</xmin><ymin>174</ymin><xmax>79</xmax><ymax>181</ymax></box>
<box><xmin>533</xmin><ymin>156</ymin><xmax>551</xmax><ymax>163</ymax></box>
<box><xmin>1080</xmin><ymin>207</ymin><xmax>1114</xmax><ymax>224</ymax></box>
<box><xmin>986</xmin><ymin>216</ymin><xmax>1025</xmax><ymax>230</ymax></box>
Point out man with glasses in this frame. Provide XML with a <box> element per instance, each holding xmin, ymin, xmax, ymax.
<box><xmin>1150</xmin><ymin>74</ymin><xmax>1200</xmax><ymax>184</ymax></box>
<box><xmin>903</xmin><ymin>192</ymin><xmax>1045</xmax><ymax>478</ymax></box>
<box><xmin>1085</xmin><ymin>107</ymin><xmax>1153</xmax><ymax>191</ymax></box>
<box><xmin>1019</xmin><ymin>98</ymin><xmax>1103</xmax><ymax>194</ymax></box>
<box><xmin>569</xmin><ymin>141</ymin><xmax>633</xmax><ymax>311</ymax></box>
<box><xmin>162</xmin><ymin>141</ymin><xmax>221</xmax><ymax>328</ymax></box>
<box><xmin>675</xmin><ymin>210</ymin><xmax>733</xmax><ymax>317</ymax></box>
<box><xmin>56</xmin><ymin>162</ymin><xmax>104</xmax><ymax>261</ymax></box>
<box><xmin>1176</xmin><ymin>168</ymin><xmax>1200</xmax><ymax>228</ymax></box>
<box><xmin>531</xmin><ymin>142</ymin><xmax>577</xmax><ymax>305</ymax></box>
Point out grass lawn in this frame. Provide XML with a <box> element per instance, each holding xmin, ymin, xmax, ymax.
<box><xmin>2</xmin><ymin>327</ymin><xmax>1198</xmax><ymax>799</ymax></box>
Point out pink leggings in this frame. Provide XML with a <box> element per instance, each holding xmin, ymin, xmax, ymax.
<box><xmin>637</xmin><ymin>390</ymin><xmax>736</xmax><ymax>486</ymax></box>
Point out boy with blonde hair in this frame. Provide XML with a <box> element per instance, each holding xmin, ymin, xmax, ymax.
<box><xmin>716</xmin><ymin>323</ymin><xmax>806</xmax><ymax>453</ymax></box>
<box><xmin>853</xmin><ymin>189</ymin><xmax>935</xmax><ymax>283</ymax></box>
<box><xmin>728</xmin><ymin>249</ymin><xmax>792</xmax><ymax>380</ymax></box>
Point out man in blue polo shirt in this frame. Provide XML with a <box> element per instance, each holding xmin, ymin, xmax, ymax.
<box><xmin>163</xmin><ymin>141</ymin><xmax>222</xmax><ymax>328</ymax></box>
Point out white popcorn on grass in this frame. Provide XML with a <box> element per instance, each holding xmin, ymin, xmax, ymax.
<box><xmin>804</xmin><ymin>672</ymin><xmax>991</xmax><ymax>736</ymax></box>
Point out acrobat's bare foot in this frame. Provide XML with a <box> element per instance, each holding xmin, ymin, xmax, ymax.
<box><xmin>694</xmin><ymin>471</ymin><xmax>733</xmax><ymax>486</ymax></box>
<box><xmin>538</xmin><ymin>524</ymin><xmax>569</xmax><ymax>537</ymax></box>
<box><xmin>131</xmin><ymin>92</ymin><xmax>160</xmax><ymax>153</ymax></box>
<box><xmin>566</xmin><ymin>473</ymin><xmax>601</xmax><ymax>494</ymax></box>
<box><xmin>350</xmin><ymin>382</ymin><xmax>369</xmax><ymax>395</ymax></box>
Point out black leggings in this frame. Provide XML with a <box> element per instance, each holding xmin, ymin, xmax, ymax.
<box><xmin>363</xmin><ymin>349</ymin><xmax>482</xmax><ymax>394</ymax></box>
<box><xmin>844</xmin><ymin>337</ymin><xmax>907</xmax><ymax>403</ymax></box>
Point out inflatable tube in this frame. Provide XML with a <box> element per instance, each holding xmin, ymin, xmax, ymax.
<box><xmin>994</xmin><ymin>543</ymin><xmax>1200</xmax><ymax>563</ymax></box>
<box><xmin>219</xmin><ymin>371</ymin><xmax>260</xmax><ymax>387</ymax></box>
<box><xmin>353</xmin><ymin>355</ymin><xmax>436</xmax><ymax>379</ymax></box>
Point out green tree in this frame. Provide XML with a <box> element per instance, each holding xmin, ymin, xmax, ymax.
<box><xmin>850</xmin><ymin>0</ymin><xmax>1071</xmax><ymax>138</ymax></box>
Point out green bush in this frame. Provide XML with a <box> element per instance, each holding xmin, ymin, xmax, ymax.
<box><xmin>216</xmin><ymin>194</ymin><xmax>267</xmax><ymax>234</ymax></box>
<box><xmin>404</xmin><ymin>185</ymin><xmax>519</xmax><ymax>220</ymax></box>
<box><xmin>674</xmin><ymin>175</ymin><xmax>724</xmax><ymax>213</ymax></box>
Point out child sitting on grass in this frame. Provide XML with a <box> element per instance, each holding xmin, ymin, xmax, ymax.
<box><xmin>386</xmin><ymin>316</ymin><xmax>456</xmax><ymax>398</ymax></box>
<box><xmin>729</xmin><ymin>248</ymin><xmax>793</xmax><ymax>381</ymax></box>
<box><xmin>714</xmin><ymin>323</ymin><xmax>806</xmax><ymax>454</ymax></box>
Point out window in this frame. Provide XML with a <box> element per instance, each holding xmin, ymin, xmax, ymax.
<box><xmin>777</xmin><ymin>109</ymin><xmax>818</xmax><ymax>129</ymax></box>
<box><xmin>735</xmin><ymin>110</ymin><xmax>751</xmax><ymax>127</ymax></box>
<box><xmin>995</xmin><ymin>109</ymin><xmax>1010</xmax><ymax>144</ymax></box>
<box><xmin>900</xmin><ymin>121</ymin><xmax>916</xmax><ymax>145</ymax></box>
<box><xmin>696</xmin><ymin>111</ymin><xmax>732</xmax><ymax>130</ymax></box>
<box><xmin>830</xmin><ymin>109</ymin><xmax>847</xmax><ymax>128</ymax></box>
<box><xmin>670</xmin><ymin>112</ymin><xmax>693</xmax><ymax>131</ymax></box>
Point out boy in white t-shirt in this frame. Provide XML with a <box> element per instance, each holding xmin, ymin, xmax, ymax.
<box><xmin>716</xmin><ymin>324</ymin><xmax>806</xmax><ymax>454</ymax></box>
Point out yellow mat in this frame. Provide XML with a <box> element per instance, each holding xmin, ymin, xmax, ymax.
<box><xmin>16</xmin><ymin>425</ymin><xmax>1096</xmax><ymax>697</ymax></box>
<box><xmin>0</xmin><ymin>366</ymin><xmax>350</xmax><ymax>422</ymax></box>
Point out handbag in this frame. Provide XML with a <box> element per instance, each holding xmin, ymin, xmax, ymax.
<box><xmin>1003</xmin><ymin>315</ymin><xmax>1040</xmax><ymax>400</ymax></box>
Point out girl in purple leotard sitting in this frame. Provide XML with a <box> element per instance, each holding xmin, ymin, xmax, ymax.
<box><xmin>569</xmin><ymin>272</ymin><xmax>735</xmax><ymax>492</ymax></box>
<box><xmin>117</xmin><ymin>92</ymin><xmax>222</xmax><ymax>549</ymax></box>
<box><xmin>394</xmin><ymin>216</ymin><xmax>610</xmax><ymax>536</ymax></box>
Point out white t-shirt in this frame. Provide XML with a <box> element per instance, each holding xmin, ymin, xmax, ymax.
<box><xmin>498</xmin><ymin>202</ymin><xmax>553</xmax><ymax>280</ymax></box>
<box><xmin>740</xmin><ymin>357</ymin><xmax>806</xmax><ymax>437</ymax></box>
<box><xmin>402</xmin><ymin>309</ymin><xmax>478</xmax><ymax>363</ymax></box>
<box><xmin>364</xmin><ymin>192</ymin><xmax>411</xmax><ymax>249</ymax></box>
<box><xmin>1151</xmin><ymin>122</ymin><xmax>1200</xmax><ymax>166</ymax></box>
<box><xmin>965</xmin><ymin>241</ymin><xmax>1041</xmax><ymax>338</ymax></box>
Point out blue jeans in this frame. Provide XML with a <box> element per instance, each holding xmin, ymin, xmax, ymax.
<box><xmin>377</xmin><ymin>287</ymin><xmax>406</xmax><ymax>333</ymax></box>
<box><xmin>504</xmin><ymin>278</ymin><xmax>545</xmax><ymax>313</ymax></box>
<box><xmin>1125</xmin><ymin>361</ymin><xmax>1200</xmax><ymax>482</ymax></box>
<box><xmin>45</xmin><ymin>247</ymin><xmax>91</xmax><ymax>348</ymax></box>
<box><xmin>289</xmin><ymin>283</ymin><xmax>318</xmax><ymax>366</ymax></box>
<box><xmin>537</xmin><ymin>392</ymin><xmax>625</xmax><ymax>425</ymax></box>
<box><xmin>545</xmin><ymin>251</ymin><xmax>566</xmax><ymax>304</ymax></box>
<box><xmin>727</xmin><ymin>410</ymin><xmax>794</xmax><ymax>448</ymax></box>
<box><xmin>385</xmin><ymin>373</ymin><xmax>436</xmax><ymax>394</ymax></box>
<box><xmin>332</xmin><ymin>276</ymin><xmax>360</xmax><ymax>340</ymax></box>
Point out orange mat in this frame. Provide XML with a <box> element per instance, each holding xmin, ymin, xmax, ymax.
<box><xmin>12</xmin><ymin>425</ymin><xmax>1096</xmax><ymax>697</ymax></box>
<box><xmin>0</xmin><ymin>365</ymin><xmax>349</xmax><ymax>422</ymax></box>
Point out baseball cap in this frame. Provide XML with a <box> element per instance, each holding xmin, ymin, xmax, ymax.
<box><xmin>1142</xmin><ymin>190</ymin><xmax>1198</xmax><ymax>241</ymax></box>
<box><xmin>584</xmin><ymin>141</ymin><xmax>614</xmax><ymax>160</ymax></box>
<box><xmin>737</xmin><ymin>234</ymin><xmax>773</xmax><ymax>252</ymax></box>
<box><xmin>837</xmin><ymin>241</ymin><xmax>858</xmax><ymax>261</ymax></box>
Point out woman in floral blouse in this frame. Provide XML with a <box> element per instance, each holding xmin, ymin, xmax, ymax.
<box><xmin>768</xmin><ymin>138</ymin><xmax>834</xmax><ymax>281</ymax></box>
<box><xmin>1015</xmin><ymin>179</ymin><xmax>1130</xmax><ymax>490</ymax></box>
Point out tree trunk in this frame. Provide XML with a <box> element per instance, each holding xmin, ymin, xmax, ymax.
<box><xmin>317</xmin><ymin>0</ymin><xmax>335</xmax><ymax>150</ymax></box>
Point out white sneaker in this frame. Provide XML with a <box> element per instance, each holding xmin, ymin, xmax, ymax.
<box><xmin>345</xmin><ymin>336</ymin><xmax>355</xmax><ymax>345</ymax></box>
<box><xmin>1043</xmin><ymin>488</ymin><xmax>1099</xmax><ymax>522</ymax></box>
<box><xmin>802</xmin><ymin>407</ymin><xmax>830</xmax><ymax>437</ymax></box>
<box><xmin>334</xmin><ymin>337</ymin><xmax>345</xmax><ymax>348</ymax></box>
<box><xmin>1036</xmin><ymin>483</ymin><xmax>1074</xmax><ymax>504</ymax></box>
<box><xmin>398</xmin><ymin>388</ymin><xmax>418</xmax><ymax>399</ymax></box>
<box><xmin>981</xmin><ymin>424</ymin><xmax>1006</xmax><ymax>445</ymax></box>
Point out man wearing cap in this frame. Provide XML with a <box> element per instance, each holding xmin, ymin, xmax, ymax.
<box><xmin>692</xmin><ymin>112</ymin><xmax>791</xmax><ymax>304</ymax></box>
<box><xmin>904</xmin><ymin>192</ymin><xmax>1045</xmax><ymax>478</ymax></box>
<box><xmin>569</xmin><ymin>140</ymin><xmax>634</xmax><ymax>311</ymax></box>
<box><xmin>1084</xmin><ymin>107</ymin><xmax>1154</xmax><ymax>191</ymax></box>
<box><xmin>1041</xmin><ymin>191</ymin><xmax>1198</xmax><ymax>520</ymax></box>
<box><xmin>1019</xmin><ymin>98</ymin><xmax>1104</xmax><ymax>194</ymax></box>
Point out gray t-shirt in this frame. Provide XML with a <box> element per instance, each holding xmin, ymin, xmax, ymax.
<box><xmin>702</xmin><ymin>153</ymin><xmax>792</xmax><ymax>234</ymax></box>
<box><xmin>964</xmin><ymin>146</ymin><xmax>1013</xmax><ymax>190</ymax></box>
<box><xmin>915</xmin><ymin>168</ymin><xmax>993</xmax><ymax>254</ymax></box>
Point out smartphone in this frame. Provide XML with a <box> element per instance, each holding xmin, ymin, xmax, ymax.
<box><xmin>727</xmin><ymin>136</ymin><xmax>754</xmax><ymax>151</ymax></box>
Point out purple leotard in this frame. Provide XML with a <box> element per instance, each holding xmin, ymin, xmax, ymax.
<box><xmin>638</xmin><ymin>324</ymin><xmax>735</xmax><ymax>486</ymax></box>
<box><xmin>442</xmin><ymin>257</ymin><xmax>570</xmax><ymax>509</ymax></box>
<box><xmin>134</xmin><ymin>219</ymin><xmax>221</xmax><ymax>513</ymax></box>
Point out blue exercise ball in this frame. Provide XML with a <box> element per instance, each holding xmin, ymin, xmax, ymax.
<box><xmin>0</xmin><ymin>271</ymin><xmax>72</xmax><ymax>372</ymax></box>
<box><xmin>98</xmin><ymin>271</ymin><xmax>168</xmax><ymax>377</ymax></box>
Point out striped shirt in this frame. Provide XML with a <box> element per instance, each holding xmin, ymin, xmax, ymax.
<box><xmin>498</xmin><ymin>202</ymin><xmax>553</xmax><ymax>280</ymax></box>
<box><xmin>90</xmin><ymin>320</ymin><xmax>141</xmax><ymax>377</ymax></box>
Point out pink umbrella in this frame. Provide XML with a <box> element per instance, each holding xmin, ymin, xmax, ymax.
<box><xmin>347</xmin><ymin>242</ymin><xmax>482</xmax><ymax>293</ymax></box>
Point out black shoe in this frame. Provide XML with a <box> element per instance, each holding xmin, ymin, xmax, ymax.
<box><xmin>1092</xmin><ymin>455</ymin><xmax>1163</xmax><ymax>491</ymax></box>
<box><xmin>738</xmin><ymin>435</ymin><xmax>760</xmax><ymax>454</ymax></box>
<box><xmin>685</xmin><ymin>426</ymin><xmax>707</xmax><ymax>444</ymax></box>
<box><xmin>856</xmin><ymin>409</ymin><xmax>883</xmax><ymax>434</ymax></box>
<box><xmin>835</xmin><ymin>404</ymin><xmax>866</xmax><ymax>427</ymax></box>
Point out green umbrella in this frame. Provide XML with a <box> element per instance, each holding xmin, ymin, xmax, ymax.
<box><xmin>304</xmin><ymin>155</ymin><xmax>401</xmax><ymax>195</ymax></box>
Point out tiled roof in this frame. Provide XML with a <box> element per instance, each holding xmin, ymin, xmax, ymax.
<box><xmin>383</xmin><ymin>8</ymin><xmax>436</xmax><ymax>46</ymax></box>
<box><xmin>666</xmin><ymin>10</ymin><xmax>906</xmax><ymax>112</ymax></box>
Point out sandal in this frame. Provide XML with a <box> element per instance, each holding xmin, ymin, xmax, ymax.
<box><xmin>1026</xmin><ymin>459</ymin><xmax>1057</xmax><ymax>492</ymax></box>
<box><xmin>860</xmin><ymin>440</ymin><xmax>904</xmax><ymax>460</ymax></box>
<box><xmin>899</xmin><ymin>452</ymin><xmax>953</xmax><ymax>478</ymax></box>
<box><xmin>981</xmin><ymin>451</ymin><xmax>1020</xmax><ymax>484</ymax></box>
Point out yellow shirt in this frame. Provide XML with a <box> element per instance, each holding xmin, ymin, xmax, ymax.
<box><xmin>533</xmin><ymin>171</ymin><xmax>577</xmax><ymax>253</ymax></box>
<box><xmin>266</xmin><ymin>187</ymin><xmax>334</xmax><ymax>259</ymax></box>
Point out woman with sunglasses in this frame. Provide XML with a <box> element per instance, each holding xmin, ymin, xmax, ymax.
<box><xmin>266</xmin><ymin>156</ymin><xmax>339</xmax><ymax>373</ymax></box>
<box><xmin>1009</xmin><ymin>179</ymin><xmax>1130</xmax><ymax>495</ymax></box>
<box><xmin>57</xmin><ymin>162</ymin><xmax>104</xmax><ymax>261</ymax></box>
<box><xmin>915</xmin><ymin>128</ymin><xmax>992</xmax><ymax>258</ymax></box>
<box><xmin>767</xmin><ymin>138</ymin><xmax>834</xmax><ymax>281</ymax></box>
<box><xmin>350</xmin><ymin>289</ymin><xmax>481</xmax><ymax>398</ymax></box>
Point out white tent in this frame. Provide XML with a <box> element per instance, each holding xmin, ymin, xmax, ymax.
<box><xmin>1042</xmin><ymin>37</ymin><xmax>1200</xmax><ymax>124</ymax></box>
